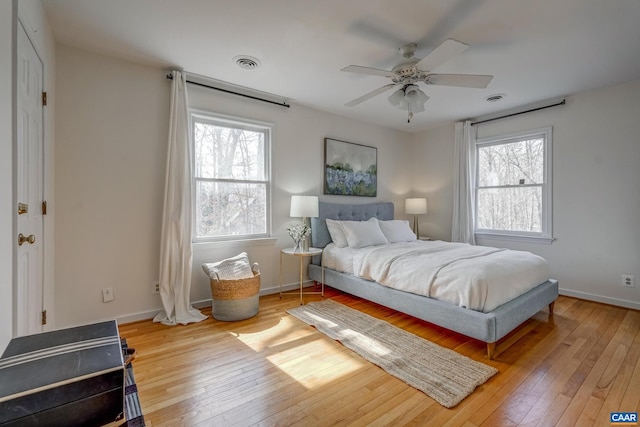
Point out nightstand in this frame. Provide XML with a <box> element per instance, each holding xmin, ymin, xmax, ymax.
<box><xmin>280</xmin><ymin>247</ymin><xmax>324</xmax><ymax>305</ymax></box>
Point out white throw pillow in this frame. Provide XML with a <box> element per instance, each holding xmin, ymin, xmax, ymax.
<box><xmin>377</xmin><ymin>219</ymin><xmax>417</xmax><ymax>243</ymax></box>
<box><xmin>341</xmin><ymin>218</ymin><xmax>389</xmax><ymax>249</ymax></box>
<box><xmin>326</xmin><ymin>218</ymin><xmax>349</xmax><ymax>248</ymax></box>
<box><xmin>202</xmin><ymin>252</ymin><xmax>254</xmax><ymax>280</ymax></box>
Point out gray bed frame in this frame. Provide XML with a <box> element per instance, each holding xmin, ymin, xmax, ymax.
<box><xmin>308</xmin><ymin>201</ymin><xmax>558</xmax><ymax>359</ymax></box>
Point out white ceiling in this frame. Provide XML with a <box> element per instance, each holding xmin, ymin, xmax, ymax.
<box><xmin>42</xmin><ymin>0</ymin><xmax>640</xmax><ymax>133</ymax></box>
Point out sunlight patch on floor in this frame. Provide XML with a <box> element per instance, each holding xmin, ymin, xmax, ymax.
<box><xmin>266</xmin><ymin>336</ymin><xmax>368</xmax><ymax>389</ymax></box>
<box><xmin>232</xmin><ymin>316</ymin><xmax>368</xmax><ymax>389</ymax></box>
<box><xmin>230</xmin><ymin>316</ymin><xmax>318</xmax><ymax>351</ymax></box>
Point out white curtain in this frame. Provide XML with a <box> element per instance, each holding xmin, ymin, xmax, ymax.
<box><xmin>154</xmin><ymin>70</ymin><xmax>207</xmax><ymax>325</ymax></box>
<box><xmin>451</xmin><ymin>120</ymin><xmax>476</xmax><ymax>245</ymax></box>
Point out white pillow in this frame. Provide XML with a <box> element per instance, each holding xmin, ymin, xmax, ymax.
<box><xmin>377</xmin><ymin>219</ymin><xmax>417</xmax><ymax>243</ymax></box>
<box><xmin>326</xmin><ymin>218</ymin><xmax>349</xmax><ymax>248</ymax></box>
<box><xmin>202</xmin><ymin>252</ymin><xmax>254</xmax><ymax>280</ymax></box>
<box><xmin>340</xmin><ymin>218</ymin><xmax>389</xmax><ymax>249</ymax></box>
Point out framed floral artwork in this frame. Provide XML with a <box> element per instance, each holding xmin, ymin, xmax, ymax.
<box><xmin>324</xmin><ymin>138</ymin><xmax>377</xmax><ymax>197</ymax></box>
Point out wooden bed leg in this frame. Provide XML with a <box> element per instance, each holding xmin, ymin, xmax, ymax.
<box><xmin>487</xmin><ymin>342</ymin><xmax>496</xmax><ymax>360</ymax></box>
<box><xmin>549</xmin><ymin>301</ymin><xmax>555</xmax><ymax>314</ymax></box>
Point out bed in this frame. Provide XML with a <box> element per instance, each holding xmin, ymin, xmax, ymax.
<box><xmin>308</xmin><ymin>201</ymin><xmax>558</xmax><ymax>359</ymax></box>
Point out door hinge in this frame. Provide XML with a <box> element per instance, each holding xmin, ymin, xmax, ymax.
<box><xmin>41</xmin><ymin>310</ymin><xmax>47</xmax><ymax>325</ymax></box>
<box><xmin>42</xmin><ymin>91</ymin><xmax>47</xmax><ymax>106</ymax></box>
<box><xmin>42</xmin><ymin>200</ymin><xmax>47</xmax><ymax>215</ymax></box>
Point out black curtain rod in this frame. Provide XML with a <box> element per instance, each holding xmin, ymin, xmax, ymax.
<box><xmin>471</xmin><ymin>99</ymin><xmax>565</xmax><ymax>126</ymax></box>
<box><xmin>166</xmin><ymin>74</ymin><xmax>290</xmax><ymax>108</ymax></box>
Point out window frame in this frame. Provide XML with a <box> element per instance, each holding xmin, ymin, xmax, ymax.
<box><xmin>189</xmin><ymin>110</ymin><xmax>273</xmax><ymax>243</ymax></box>
<box><xmin>474</xmin><ymin>126</ymin><xmax>554</xmax><ymax>244</ymax></box>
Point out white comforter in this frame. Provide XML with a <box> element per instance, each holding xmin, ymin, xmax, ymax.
<box><xmin>333</xmin><ymin>241</ymin><xmax>549</xmax><ymax>313</ymax></box>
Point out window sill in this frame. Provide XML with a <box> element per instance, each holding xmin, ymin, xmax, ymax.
<box><xmin>474</xmin><ymin>232</ymin><xmax>555</xmax><ymax>245</ymax></box>
<box><xmin>193</xmin><ymin>237</ymin><xmax>278</xmax><ymax>249</ymax></box>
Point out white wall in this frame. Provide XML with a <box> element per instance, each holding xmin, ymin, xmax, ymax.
<box><xmin>0</xmin><ymin>0</ymin><xmax>16</xmax><ymax>351</ymax></box>
<box><xmin>54</xmin><ymin>45</ymin><xmax>414</xmax><ymax>327</ymax></box>
<box><xmin>55</xmin><ymin>46</ymin><xmax>170</xmax><ymax>327</ymax></box>
<box><xmin>408</xmin><ymin>123</ymin><xmax>456</xmax><ymax>241</ymax></box>
<box><xmin>413</xmin><ymin>79</ymin><xmax>640</xmax><ymax>309</ymax></box>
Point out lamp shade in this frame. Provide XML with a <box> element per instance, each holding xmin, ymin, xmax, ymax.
<box><xmin>290</xmin><ymin>195</ymin><xmax>319</xmax><ymax>218</ymax></box>
<box><xmin>405</xmin><ymin>198</ymin><xmax>428</xmax><ymax>215</ymax></box>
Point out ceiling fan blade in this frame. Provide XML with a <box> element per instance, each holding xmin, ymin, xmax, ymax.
<box><xmin>341</xmin><ymin>65</ymin><xmax>395</xmax><ymax>78</ymax></box>
<box><xmin>345</xmin><ymin>83</ymin><xmax>399</xmax><ymax>107</ymax></box>
<box><xmin>415</xmin><ymin>39</ymin><xmax>469</xmax><ymax>72</ymax></box>
<box><xmin>425</xmin><ymin>73</ymin><xmax>493</xmax><ymax>88</ymax></box>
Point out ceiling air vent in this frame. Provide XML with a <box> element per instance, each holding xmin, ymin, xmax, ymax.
<box><xmin>485</xmin><ymin>94</ymin><xmax>506</xmax><ymax>102</ymax></box>
<box><xmin>234</xmin><ymin>55</ymin><xmax>261</xmax><ymax>70</ymax></box>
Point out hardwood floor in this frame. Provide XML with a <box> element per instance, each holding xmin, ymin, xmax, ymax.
<box><xmin>118</xmin><ymin>288</ymin><xmax>640</xmax><ymax>426</ymax></box>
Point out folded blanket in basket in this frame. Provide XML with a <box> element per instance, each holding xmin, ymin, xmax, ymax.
<box><xmin>202</xmin><ymin>252</ymin><xmax>254</xmax><ymax>280</ymax></box>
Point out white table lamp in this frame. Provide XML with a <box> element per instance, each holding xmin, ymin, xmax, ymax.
<box><xmin>290</xmin><ymin>195</ymin><xmax>319</xmax><ymax>251</ymax></box>
<box><xmin>405</xmin><ymin>198</ymin><xmax>427</xmax><ymax>238</ymax></box>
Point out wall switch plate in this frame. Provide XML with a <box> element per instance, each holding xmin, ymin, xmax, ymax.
<box><xmin>102</xmin><ymin>287</ymin><xmax>114</xmax><ymax>302</ymax></box>
<box><xmin>153</xmin><ymin>281</ymin><xmax>160</xmax><ymax>294</ymax></box>
<box><xmin>622</xmin><ymin>275</ymin><xmax>635</xmax><ymax>288</ymax></box>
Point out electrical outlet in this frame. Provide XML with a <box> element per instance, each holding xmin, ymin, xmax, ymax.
<box><xmin>153</xmin><ymin>281</ymin><xmax>160</xmax><ymax>294</ymax></box>
<box><xmin>622</xmin><ymin>275</ymin><xmax>635</xmax><ymax>288</ymax></box>
<box><xmin>102</xmin><ymin>287</ymin><xmax>114</xmax><ymax>303</ymax></box>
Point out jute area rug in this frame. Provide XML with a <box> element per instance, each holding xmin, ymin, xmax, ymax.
<box><xmin>287</xmin><ymin>299</ymin><xmax>498</xmax><ymax>408</ymax></box>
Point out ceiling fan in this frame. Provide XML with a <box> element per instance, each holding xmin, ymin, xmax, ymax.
<box><xmin>342</xmin><ymin>39</ymin><xmax>493</xmax><ymax>122</ymax></box>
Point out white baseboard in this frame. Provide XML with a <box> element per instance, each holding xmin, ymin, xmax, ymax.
<box><xmin>116</xmin><ymin>280</ymin><xmax>314</xmax><ymax>325</ymax></box>
<box><xmin>259</xmin><ymin>281</ymin><xmax>313</xmax><ymax>295</ymax></box>
<box><xmin>559</xmin><ymin>288</ymin><xmax>640</xmax><ymax>310</ymax></box>
<box><xmin>116</xmin><ymin>309</ymin><xmax>164</xmax><ymax>325</ymax></box>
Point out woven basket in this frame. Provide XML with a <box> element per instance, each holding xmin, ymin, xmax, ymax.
<box><xmin>210</xmin><ymin>272</ymin><xmax>260</xmax><ymax>321</ymax></box>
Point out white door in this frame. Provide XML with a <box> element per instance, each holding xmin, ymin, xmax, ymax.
<box><xmin>16</xmin><ymin>21</ymin><xmax>44</xmax><ymax>336</ymax></box>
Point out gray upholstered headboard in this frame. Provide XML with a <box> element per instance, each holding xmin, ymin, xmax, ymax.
<box><xmin>310</xmin><ymin>202</ymin><xmax>395</xmax><ymax>252</ymax></box>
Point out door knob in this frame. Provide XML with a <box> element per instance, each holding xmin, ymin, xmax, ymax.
<box><xmin>18</xmin><ymin>233</ymin><xmax>36</xmax><ymax>246</ymax></box>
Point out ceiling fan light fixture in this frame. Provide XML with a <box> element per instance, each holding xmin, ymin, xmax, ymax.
<box><xmin>404</xmin><ymin>84</ymin><xmax>420</xmax><ymax>98</ymax></box>
<box><xmin>388</xmin><ymin>88</ymin><xmax>405</xmax><ymax>106</ymax></box>
<box><xmin>389</xmin><ymin>84</ymin><xmax>428</xmax><ymax>112</ymax></box>
<box><xmin>416</xmin><ymin>91</ymin><xmax>429</xmax><ymax>107</ymax></box>
<box><xmin>406</xmin><ymin>85</ymin><xmax>428</xmax><ymax>105</ymax></box>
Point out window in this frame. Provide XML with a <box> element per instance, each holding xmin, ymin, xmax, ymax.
<box><xmin>475</xmin><ymin>127</ymin><xmax>553</xmax><ymax>243</ymax></box>
<box><xmin>191</xmin><ymin>112</ymin><xmax>271</xmax><ymax>241</ymax></box>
